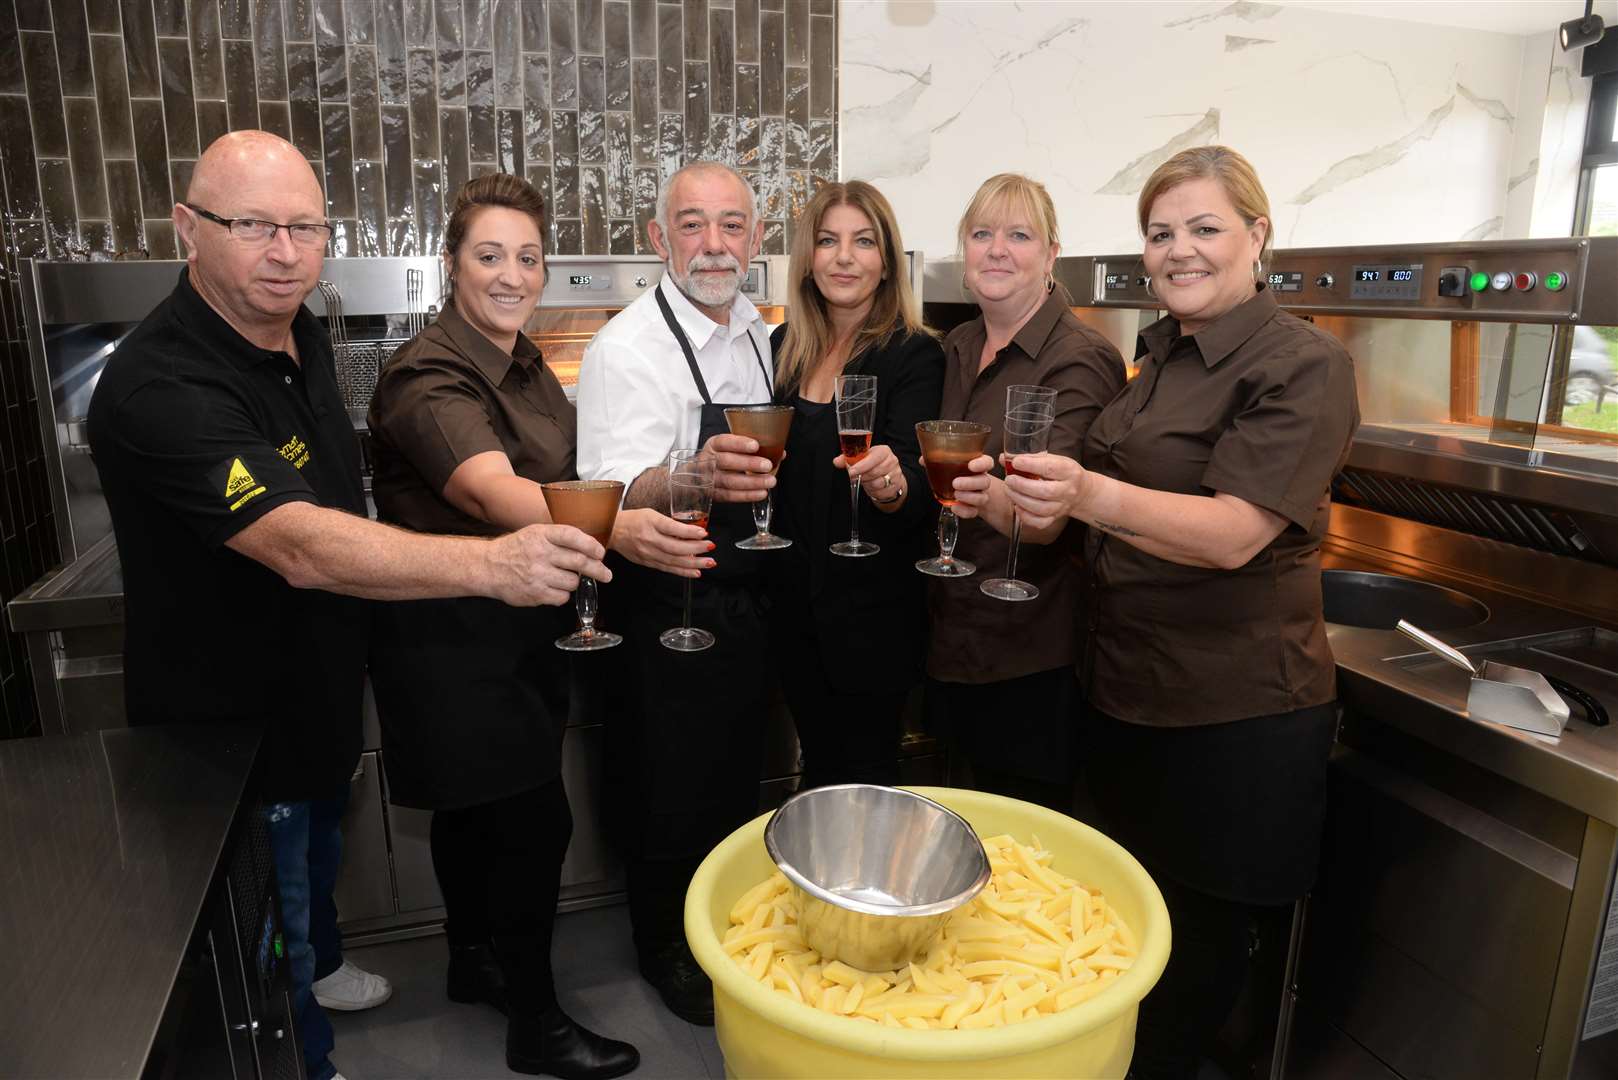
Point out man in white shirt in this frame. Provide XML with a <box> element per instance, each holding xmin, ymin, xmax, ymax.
<box><xmin>575</xmin><ymin>162</ymin><xmax>777</xmax><ymax>1026</ymax></box>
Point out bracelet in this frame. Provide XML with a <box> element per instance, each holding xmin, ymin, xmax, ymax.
<box><xmin>870</xmin><ymin>483</ymin><xmax>905</xmax><ymax>505</ymax></box>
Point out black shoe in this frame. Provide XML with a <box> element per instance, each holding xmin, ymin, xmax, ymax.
<box><xmin>506</xmin><ymin>1008</ymin><xmax>640</xmax><ymax>1079</ymax></box>
<box><xmin>637</xmin><ymin>941</ymin><xmax>714</xmax><ymax>1026</ymax></box>
<box><xmin>446</xmin><ymin>943</ymin><xmax>509</xmax><ymax>1016</ymax></box>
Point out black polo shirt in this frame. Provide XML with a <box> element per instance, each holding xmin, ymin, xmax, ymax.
<box><xmin>88</xmin><ymin>267</ymin><xmax>369</xmax><ymax>801</ymax></box>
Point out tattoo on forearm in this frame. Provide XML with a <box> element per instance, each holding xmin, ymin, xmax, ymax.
<box><xmin>1095</xmin><ymin>520</ymin><xmax>1141</xmax><ymax>537</ymax></box>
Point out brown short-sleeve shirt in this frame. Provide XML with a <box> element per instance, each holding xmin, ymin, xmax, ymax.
<box><xmin>367</xmin><ymin>300</ymin><xmax>577</xmax><ymax>537</ymax></box>
<box><xmin>928</xmin><ymin>288</ymin><xmax>1128</xmax><ymax>684</ymax></box>
<box><xmin>1080</xmin><ymin>285</ymin><xmax>1360</xmax><ymax>726</ymax></box>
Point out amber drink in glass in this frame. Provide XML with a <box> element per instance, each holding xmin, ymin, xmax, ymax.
<box><xmin>831</xmin><ymin>374</ymin><xmax>879</xmax><ymax>557</ymax></box>
<box><xmin>981</xmin><ymin>385</ymin><xmax>1056</xmax><ymax>602</ymax></box>
<box><xmin>661</xmin><ymin>449</ymin><xmax>717</xmax><ymax>652</ymax></box>
<box><xmin>915</xmin><ymin>420</ymin><xmax>991</xmax><ymax>577</ymax></box>
<box><xmin>724</xmin><ymin>404</ymin><xmax>794</xmax><ymax>550</ymax></box>
<box><xmin>540</xmin><ymin>480</ymin><xmax>625</xmax><ymax>650</ymax></box>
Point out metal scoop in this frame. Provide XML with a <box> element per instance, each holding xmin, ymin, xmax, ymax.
<box><xmin>1397</xmin><ymin>620</ymin><xmax>1570</xmax><ymax>737</ymax></box>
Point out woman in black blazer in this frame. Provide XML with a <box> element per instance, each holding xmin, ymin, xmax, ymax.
<box><xmin>767</xmin><ymin>180</ymin><xmax>944</xmax><ymax>790</ymax></box>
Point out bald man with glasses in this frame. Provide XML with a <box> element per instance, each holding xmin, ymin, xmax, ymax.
<box><xmin>87</xmin><ymin>131</ymin><xmax>610</xmax><ymax>1080</ymax></box>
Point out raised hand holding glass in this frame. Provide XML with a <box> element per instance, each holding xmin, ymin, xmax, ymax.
<box><xmin>981</xmin><ymin>385</ymin><xmax>1056</xmax><ymax>601</ymax></box>
<box><xmin>661</xmin><ymin>450</ymin><xmax>718</xmax><ymax>652</ymax></box>
<box><xmin>831</xmin><ymin>374</ymin><xmax>880</xmax><ymax>557</ymax></box>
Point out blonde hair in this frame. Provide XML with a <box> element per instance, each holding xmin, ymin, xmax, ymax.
<box><xmin>1137</xmin><ymin>146</ymin><xmax>1272</xmax><ymax>262</ymax></box>
<box><xmin>955</xmin><ymin>173</ymin><xmax>1061</xmax><ymax>264</ymax></box>
<box><xmin>776</xmin><ymin>180</ymin><xmax>931</xmax><ymax>398</ymax></box>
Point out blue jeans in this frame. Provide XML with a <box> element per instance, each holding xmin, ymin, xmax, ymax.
<box><xmin>265</xmin><ymin>794</ymin><xmax>348</xmax><ymax>1080</ymax></box>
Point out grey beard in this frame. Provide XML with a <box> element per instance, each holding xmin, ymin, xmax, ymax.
<box><xmin>669</xmin><ymin>258</ymin><xmax>741</xmax><ymax>309</ymax></box>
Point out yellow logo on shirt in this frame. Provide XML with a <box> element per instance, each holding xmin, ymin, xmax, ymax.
<box><xmin>224</xmin><ymin>458</ymin><xmax>257</xmax><ymax>496</ymax></box>
<box><xmin>278</xmin><ymin>434</ymin><xmax>310</xmax><ymax>469</ymax></box>
<box><xmin>224</xmin><ymin>458</ymin><xmax>266</xmax><ymax>511</ymax></box>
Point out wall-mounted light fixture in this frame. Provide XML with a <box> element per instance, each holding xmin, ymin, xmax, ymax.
<box><xmin>1561</xmin><ymin>0</ymin><xmax>1606</xmax><ymax>50</ymax></box>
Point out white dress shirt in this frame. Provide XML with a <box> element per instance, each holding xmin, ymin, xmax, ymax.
<box><xmin>576</xmin><ymin>276</ymin><xmax>774</xmax><ymax>488</ymax></box>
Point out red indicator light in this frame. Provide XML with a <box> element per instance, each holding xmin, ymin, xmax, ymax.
<box><xmin>1513</xmin><ymin>272</ymin><xmax>1537</xmax><ymax>292</ymax></box>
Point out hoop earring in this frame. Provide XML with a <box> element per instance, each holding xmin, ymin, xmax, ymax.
<box><xmin>1044</xmin><ymin>272</ymin><xmax>1055</xmax><ymax>294</ymax></box>
<box><xmin>1252</xmin><ymin>259</ymin><xmax>1263</xmax><ymax>281</ymax></box>
<box><xmin>1143</xmin><ymin>275</ymin><xmax>1156</xmax><ymax>300</ymax></box>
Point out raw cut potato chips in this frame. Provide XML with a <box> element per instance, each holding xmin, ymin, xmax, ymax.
<box><xmin>722</xmin><ymin>833</ymin><xmax>1138</xmax><ymax>1029</ymax></box>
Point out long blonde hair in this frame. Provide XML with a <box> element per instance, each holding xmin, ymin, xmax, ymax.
<box><xmin>776</xmin><ymin>181</ymin><xmax>931</xmax><ymax>398</ymax></box>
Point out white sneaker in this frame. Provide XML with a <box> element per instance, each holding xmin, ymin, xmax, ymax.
<box><xmin>313</xmin><ymin>960</ymin><xmax>393</xmax><ymax>1011</ymax></box>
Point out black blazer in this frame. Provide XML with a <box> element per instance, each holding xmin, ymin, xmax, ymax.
<box><xmin>767</xmin><ymin>325</ymin><xmax>945</xmax><ymax>695</ymax></box>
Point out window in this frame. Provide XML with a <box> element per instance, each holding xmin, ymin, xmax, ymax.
<box><xmin>1563</xmin><ymin>72</ymin><xmax>1618</xmax><ymax>434</ymax></box>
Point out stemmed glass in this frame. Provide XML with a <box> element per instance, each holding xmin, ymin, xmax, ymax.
<box><xmin>980</xmin><ymin>385</ymin><xmax>1056</xmax><ymax>601</ymax></box>
<box><xmin>830</xmin><ymin>374</ymin><xmax>880</xmax><ymax>558</ymax></box>
<box><xmin>660</xmin><ymin>449</ymin><xmax>717</xmax><ymax>652</ymax></box>
<box><xmin>724</xmin><ymin>404</ymin><xmax>794</xmax><ymax>550</ymax></box>
<box><xmin>915</xmin><ymin>420</ymin><xmax>992</xmax><ymax>577</ymax></box>
<box><xmin>540</xmin><ymin>479</ymin><xmax>626</xmax><ymax>650</ymax></box>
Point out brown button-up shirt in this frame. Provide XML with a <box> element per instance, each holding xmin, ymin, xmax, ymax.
<box><xmin>367</xmin><ymin>299</ymin><xmax>577</xmax><ymax>537</ymax></box>
<box><xmin>928</xmin><ymin>288</ymin><xmax>1128</xmax><ymax>684</ymax></box>
<box><xmin>1081</xmin><ymin>285</ymin><xmax>1359</xmax><ymax>726</ymax></box>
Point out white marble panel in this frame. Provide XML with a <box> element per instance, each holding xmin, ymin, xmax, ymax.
<box><xmin>841</xmin><ymin>1</ymin><xmax>1537</xmax><ymax>258</ymax></box>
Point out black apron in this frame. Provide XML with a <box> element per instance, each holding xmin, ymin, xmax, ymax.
<box><xmin>371</xmin><ymin>596</ymin><xmax>573</xmax><ymax>811</ymax></box>
<box><xmin>598</xmin><ymin>287</ymin><xmax>775</xmax><ymax>872</ymax></box>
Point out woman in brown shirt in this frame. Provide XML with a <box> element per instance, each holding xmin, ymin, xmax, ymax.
<box><xmin>928</xmin><ymin>174</ymin><xmax>1127</xmax><ymax>812</ymax></box>
<box><xmin>366</xmin><ymin>175</ymin><xmax>699</xmax><ymax>1079</ymax></box>
<box><xmin>1005</xmin><ymin>146</ymin><xmax>1360</xmax><ymax>1079</ymax></box>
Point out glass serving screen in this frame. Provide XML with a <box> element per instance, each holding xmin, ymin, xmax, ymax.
<box><xmin>1314</xmin><ymin>315</ymin><xmax>1618</xmax><ymax>475</ymax></box>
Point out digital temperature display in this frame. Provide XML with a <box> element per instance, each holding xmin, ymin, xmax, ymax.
<box><xmin>568</xmin><ymin>274</ymin><xmax>593</xmax><ymax>287</ymax></box>
<box><xmin>1350</xmin><ymin>263</ymin><xmax>1422</xmax><ymax>300</ymax></box>
<box><xmin>1266</xmin><ymin>271</ymin><xmax>1303</xmax><ymax>293</ymax></box>
<box><xmin>1104</xmin><ymin>272</ymin><xmax>1132</xmax><ymax>291</ymax></box>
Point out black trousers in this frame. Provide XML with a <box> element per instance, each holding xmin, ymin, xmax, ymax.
<box><xmin>1129</xmin><ymin>875</ymin><xmax>1267</xmax><ymax>1080</ymax></box>
<box><xmin>778</xmin><ymin>620</ymin><xmax>906</xmax><ymax>792</ymax></box>
<box><xmin>602</xmin><ymin>569</ymin><xmax>771</xmax><ymax>957</ymax></box>
<box><xmin>430</xmin><ymin>777</ymin><xmax>573</xmax><ymax>1014</ymax></box>
<box><xmin>928</xmin><ymin>668</ymin><xmax>1080</xmax><ymax>814</ymax></box>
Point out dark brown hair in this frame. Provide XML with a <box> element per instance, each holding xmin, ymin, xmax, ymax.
<box><xmin>443</xmin><ymin>172</ymin><xmax>548</xmax><ymax>302</ymax></box>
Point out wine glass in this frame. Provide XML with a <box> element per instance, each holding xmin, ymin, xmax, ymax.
<box><xmin>914</xmin><ymin>420</ymin><xmax>992</xmax><ymax>577</ymax></box>
<box><xmin>540</xmin><ymin>480</ymin><xmax>626</xmax><ymax>650</ymax></box>
<box><xmin>831</xmin><ymin>374</ymin><xmax>879</xmax><ymax>557</ymax></box>
<box><xmin>660</xmin><ymin>449</ymin><xmax>717</xmax><ymax>652</ymax></box>
<box><xmin>981</xmin><ymin>385</ymin><xmax>1056</xmax><ymax>601</ymax></box>
<box><xmin>724</xmin><ymin>404</ymin><xmax>794</xmax><ymax>550</ymax></box>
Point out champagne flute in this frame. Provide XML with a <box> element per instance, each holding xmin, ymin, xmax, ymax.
<box><xmin>831</xmin><ymin>374</ymin><xmax>879</xmax><ymax>557</ymax></box>
<box><xmin>660</xmin><ymin>449</ymin><xmax>717</xmax><ymax>652</ymax></box>
<box><xmin>915</xmin><ymin>420</ymin><xmax>992</xmax><ymax>577</ymax></box>
<box><xmin>540</xmin><ymin>480</ymin><xmax>626</xmax><ymax>650</ymax></box>
<box><xmin>724</xmin><ymin>404</ymin><xmax>794</xmax><ymax>550</ymax></box>
<box><xmin>981</xmin><ymin>385</ymin><xmax>1056</xmax><ymax>601</ymax></box>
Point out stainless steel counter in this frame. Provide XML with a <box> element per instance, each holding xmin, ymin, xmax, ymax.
<box><xmin>1321</xmin><ymin>548</ymin><xmax>1618</xmax><ymax>825</ymax></box>
<box><xmin>0</xmin><ymin>725</ymin><xmax>262</xmax><ymax>1078</ymax></box>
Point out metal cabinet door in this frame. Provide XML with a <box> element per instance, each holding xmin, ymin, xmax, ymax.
<box><xmin>332</xmin><ymin>752</ymin><xmax>395</xmax><ymax>924</ymax></box>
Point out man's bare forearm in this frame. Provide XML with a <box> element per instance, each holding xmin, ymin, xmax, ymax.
<box><xmin>228</xmin><ymin>501</ymin><xmax>501</xmax><ymax>600</ymax></box>
<box><xmin>623</xmin><ymin>465</ymin><xmax>670</xmax><ymax>511</ymax></box>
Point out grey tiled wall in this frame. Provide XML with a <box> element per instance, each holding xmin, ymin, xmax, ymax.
<box><xmin>0</xmin><ymin>0</ymin><xmax>839</xmax><ymax>263</ymax></box>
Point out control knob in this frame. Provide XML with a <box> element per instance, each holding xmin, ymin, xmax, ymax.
<box><xmin>1314</xmin><ymin>273</ymin><xmax>1335</xmax><ymax>288</ymax></box>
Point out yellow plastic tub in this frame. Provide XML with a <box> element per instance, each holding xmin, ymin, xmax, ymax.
<box><xmin>686</xmin><ymin>787</ymin><xmax>1171</xmax><ymax>1079</ymax></box>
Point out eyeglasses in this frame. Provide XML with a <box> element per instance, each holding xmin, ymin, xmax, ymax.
<box><xmin>183</xmin><ymin>203</ymin><xmax>334</xmax><ymax>248</ymax></box>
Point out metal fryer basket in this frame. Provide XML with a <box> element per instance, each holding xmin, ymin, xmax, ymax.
<box><xmin>318</xmin><ymin>268</ymin><xmax>428</xmax><ymax>411</ymax></box>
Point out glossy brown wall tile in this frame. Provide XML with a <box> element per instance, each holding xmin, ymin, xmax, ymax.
<box><xmin>0</xmin><ymin>0</ymin><xmax>837</xmax><ymax>262</ymax></box>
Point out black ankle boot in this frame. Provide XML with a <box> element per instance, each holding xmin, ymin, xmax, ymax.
<box><xmin>446</xmin><ymin>943</ymin><xmax>508</xmax><ymax>1015</ymax></box>
<box><xmin>506</xmin><ymin>1008</ymin><xmax>640</xmax><ymax>1079</ymax></box>
<box><xmin>637</xmin><ymin>941</ymin><xmax>714</xmax><ymax>1026</ymax></box>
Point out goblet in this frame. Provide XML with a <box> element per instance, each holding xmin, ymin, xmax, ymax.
<box><xmin>981</xmin><ymin>385</ymin><xmax>1056</xmax><ymax>602</ymax></box>
<box><xmin>724</xmin><ymin>404</ymin><xmax>794</xmax><ymax>550</ymax></box>
<box><xmin>540</xmin><ymin>479</ymin><xmax>625</xmax><ymax>650</ymax></box>
<box><xmin>831</xmin><ymin>374</ymin><xmax>879</xmax><ymax>558</ymax></box>
<box><xmin>661</xmin><ymin>449</ymin><xmax>717</xmax><ymax>652</ymax></box>
<box><xmin>915</xmin><ymin>420</ymin><xmax>991</xmax><ymax>577</ymax></box>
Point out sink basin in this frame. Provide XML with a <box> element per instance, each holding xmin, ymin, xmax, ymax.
<box><xmin>1322</xmin><ymin>570</ymin><xmax>1489</xmax><ymax>631</ymax></box>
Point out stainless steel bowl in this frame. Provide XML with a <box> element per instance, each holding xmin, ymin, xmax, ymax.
<box><xmin>763</xmin><ymin>784</ymin><xmax>992</xmax><ymax>971</ymax></box>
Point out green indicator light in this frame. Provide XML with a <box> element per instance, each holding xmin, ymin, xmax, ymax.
<box><xmin>1469</xmin><ymin>271</ymin><xmax>1489</xmax><ymax>293</ymax></box>
<box><xmin>274</xmin><ymin>934</ymin><xmax>284</xmax><ymax>959</ymax></box>
<box><xmin>1544</xmin><ymin>271</ymin><xmax>1566</xmax><ymax>292</ymax></box>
